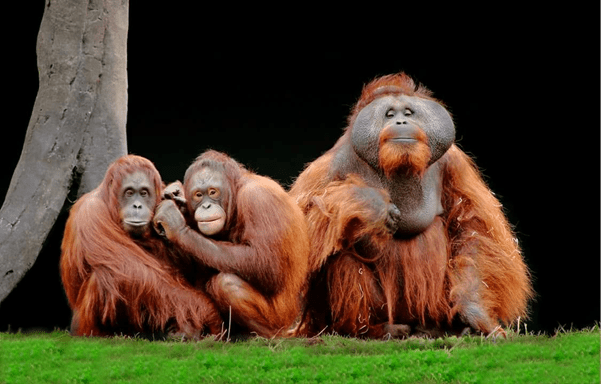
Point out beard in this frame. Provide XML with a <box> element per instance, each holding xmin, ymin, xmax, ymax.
<box><xmin>378</xmin><ymin>127</ymin><xmax>431</xmax><ymax>178</ymax></box>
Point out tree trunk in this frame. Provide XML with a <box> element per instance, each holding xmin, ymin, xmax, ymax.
<box><xmin>0</xmin><ymin>0</ymin><xmax>128</xmax><ymax>303</ymax></box>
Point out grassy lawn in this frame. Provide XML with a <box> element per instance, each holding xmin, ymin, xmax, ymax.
<box><xmin>0</xmin><ymin>327</ymin><xmax>598</xmax><ymax>383</ymax></box>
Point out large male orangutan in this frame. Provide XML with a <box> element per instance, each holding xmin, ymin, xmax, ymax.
<box><xmin>154</xmin><ymin>150</ymin><xmax>309</xmax><ymax>338</ymax></box>
<box><xmin>290</xmin><ymin>73</ymin><xmax>533</xmax><ymax>338</ymax></box>
<box><xmin>60</xmin><ymin>155</ymin><xmax>222</xmax><ymax>338</ymax></box>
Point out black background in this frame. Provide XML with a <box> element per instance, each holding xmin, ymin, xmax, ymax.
<box><xmin>1</xmin><ymin>4</ymin><xmax>599</xmax><ymax>334</ymax></box>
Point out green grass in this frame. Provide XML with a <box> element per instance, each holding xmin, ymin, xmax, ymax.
<box><xmin>0</xmin><ymin>327</ymin><xmax>598</xmax><ymax>383</ymax></box>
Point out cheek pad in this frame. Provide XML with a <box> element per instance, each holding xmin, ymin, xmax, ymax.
<box><xmin>415</xmin><ymin>99</ymin><xmax>455</xmax><ymax>164</ymax></box>
<box><xmin>351</xmin><ymin>105</ymin><xmax>384</xmax><ymax>166</ymax></box>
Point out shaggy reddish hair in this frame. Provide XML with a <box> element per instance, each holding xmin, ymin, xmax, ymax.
<box><xmin>60</xmin><ymin>155</ymin><xmax>221</xmax><ymax>337</ymax></box>
<box><xmin>291</xmin><ymin>73</ymin><xmax>533</xmax><ymax>338</ymax></box>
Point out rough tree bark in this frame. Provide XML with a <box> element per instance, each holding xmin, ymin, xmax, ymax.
<box><xmin>0</xmin><ymin>0</ymin><xmax>129</xmax><ymax>303</ymax></box>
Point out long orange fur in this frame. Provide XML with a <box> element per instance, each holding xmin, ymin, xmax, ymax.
<box><xmin>60</xmin><ymin>155</ymin><xmax>222</xmax><ymax>337</ymax></box>
<box><xmin>174</xmin><ymin>151</ymin><xmax>310</xmax><ymax>337</ymax></box>
<box><xmin>291</xmin><ymin>73</ymin><xmax>533</xmax><ymax>337</ymax></box>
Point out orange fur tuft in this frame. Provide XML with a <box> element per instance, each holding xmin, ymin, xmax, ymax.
<box><xmin>378</xmin><ymin>125</ymin><xmax>431</xmax><ymax>178</ymax></box>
